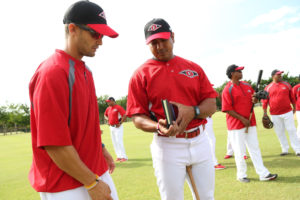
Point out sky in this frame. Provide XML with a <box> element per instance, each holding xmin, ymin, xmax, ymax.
<box><xmin>1</xmin><ymin>0</ymin><xmax>300</xmax><ymax>105</ymax></box>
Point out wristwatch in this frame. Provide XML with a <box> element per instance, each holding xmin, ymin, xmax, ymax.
<box><xmin>193</xmin><ymin>106</ymin><xmax>200</xmax><ymax>118</ymax></box>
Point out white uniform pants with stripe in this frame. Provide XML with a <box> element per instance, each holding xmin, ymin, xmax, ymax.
<box><xmin>205</xmin><ymin>117</ymin><xmax>219</xmax><ymax>165</ymax></box>
<box><xmin>151</xmin><ymin>126</ymin><xmax>215</xmax><ymax>200</ymax></box>
<box><xmin>296</xmin><ymin>111</ymin><xmax>300</xmax><ymax>140</ymax></box>
<box><xmin>271</xmin><ymin>111</ymin><xmax>300</xmax><ymax>154</ymax></box>
<box><xmin>39</xmin><ymin>170</ymin><xmax>119</xmax><ymax>200</ymax></box>
<box><xmin>228</xmin><ymin>126</ymin><xmax>270</xmax><ymax>180</ymax></box>
<box><xmin>110</xmin><ymin>125</ymin><xmax>127</xmax><ymax>159</ymax></box>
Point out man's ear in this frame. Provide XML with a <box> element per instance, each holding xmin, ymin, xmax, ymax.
<box><xmin>171</xmin><ymin>32</ymin><xmax>175</xmax><ymax>43</ymax></box>
<box><xmin>68</xmin><ymin>24</ymin><xmax>77</xmax><ymax>35</ymax></box>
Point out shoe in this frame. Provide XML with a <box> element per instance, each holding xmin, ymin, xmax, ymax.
<box><xmin>120</xmin><ymin>158</ymin><xmax>128</xmax><ymax>162</ymax></box>
<box><xmin>296</xmin><ymin>153</ymin><xmax>300</xmax><ymax>157</ymax></box>
<box><xmin>214</xmin><ymin>164</ymin><xmax>226</xmax><ymax>170</ymax></box>
<box><xmin>280</xmin><ymin>152</ymin><xmax>289</xmax><ymax>156</ymax></box>
<box><xmin>244</xmin><ymin>155</ymin><xmax>249</xmax><ymax>160</ymax></box>
<box><xmin>238</xmin><ymin>177</ymin><xmax>250</xmax><ymax>183</ymax></box>
<box><xmin>260</xmin><ymin>173</ymin><xmax>278</xmax><ymax>181</ymax></box>
<box><xmin>115</xmin><ymin>158</ymin><xmax>122</xmax><ymax>161</ymax></box>
<box><xmin>224</xmin><ymin>155</ymin><xmax>233</xmax><ymax>159</ymax></box>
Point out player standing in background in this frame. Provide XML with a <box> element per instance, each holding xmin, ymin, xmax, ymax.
<box><xmin>126</xmin><ymin>18</ymin><xmax>218</xmax><ymax>200</ymax></box>
<box><xmin>292</xmin><ymin>76</ymin><xmax>300</xmax><ymax>140</ymax></box>
<box><xmin>105</xmin><ymin>97</ymin><xmax>128</xmax><ymax>162</ymax></box>
<box><xmin>28</xmin><ymin>1</ymin><xmax>119</xmax><ymax>199</ymax></box>
<box><xmin>222</xmin><ymin>65</ymin><xmax>277</xmax><ymax>183</ymax></box>
<box><xmin>262</xmin><ymin>70</ymin><xmax>300</xmax><ymax>157</ymax></box>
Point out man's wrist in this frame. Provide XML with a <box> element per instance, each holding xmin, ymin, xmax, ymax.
<box><xmin>193</xmin><ymin>106</ymin><xmax>200</xmax><ymax>118</ymax></box>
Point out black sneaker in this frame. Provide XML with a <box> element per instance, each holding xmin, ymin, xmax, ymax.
<box><xmin>296</xmin><ymin>153</ymin><xmax>300</xmax><ymax>157</ymax></box>
<box><xmin>260</xmin><ymin>173</ymin><xmax>278</xmax><ymax>181</ymax></box>
<box><xmin>238</xmin><ymin>177</ymin><xmax>250</xmax><ymax>183</ymax></box>
<box><xmin>280</xmin><ymin>152</ymin><xmax>288</xmax><ymax>156</ymax></box>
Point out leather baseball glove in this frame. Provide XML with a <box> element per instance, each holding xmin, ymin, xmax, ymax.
<box><xmin>262</xmin><ymin>115</ymin><xmax>273</xmax><ymax>129</ymax></box>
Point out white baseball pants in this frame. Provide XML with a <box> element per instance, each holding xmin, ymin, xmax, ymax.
<box><xmin>296</xmin><ymin>111</ymin><xmax>300</xmax><ymax>140</ymax></box>
<box><xmin>226</xmin><ymin>134</ymin><xmax>234</xmax><ymax>156</ymax></box>
<box><xmin>151</xmin><ymin>126</ymin><xmax>215</xmax><ymax>200</ymax></box>
<box><xmin>228</xmin><ymin>126</ymin><xmax>270</xmax><ymax>180</ymax></box>
<box><xmin>110</xmin><ymin>125</ymin><xmax>127</xmax><ymax>159</ymax></box>
<box><xmin>271</xmin><ymin>111</ymin><xmax>300</xmax><ymax>154</ymax></box>
<box><xmin>205</xmin><ymin>117</ymin><xmax>219</xmax><ymax>165</ymax></box>
<box><xmin>39</xmin><ymin>170</ymin><xmax>119</xmax><ymax>200</ymax></box>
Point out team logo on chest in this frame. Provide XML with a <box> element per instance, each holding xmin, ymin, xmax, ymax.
<box><xmin>179</xmin><ymin>69</ymin><xmax>199</xmax><ymax>78</ymax></box>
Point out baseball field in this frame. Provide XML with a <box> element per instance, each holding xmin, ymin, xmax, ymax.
<box><xmin>0</xmin><ymin>107</ymin><xmax>299</xmax><ymax>200</ymax></box>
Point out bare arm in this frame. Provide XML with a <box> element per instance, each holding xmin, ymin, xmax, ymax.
<box><xmin>44</xmin><ymin>145</ymin><xmax>112</xmax><ymax>200</ymax></box>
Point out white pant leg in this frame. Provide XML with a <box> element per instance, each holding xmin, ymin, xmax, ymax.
<box><xmin>40</xmin><ymin>171</ymin><xmax>118</xmax><ymax>200</ymax></box>
<box><xmin>228</xmin><ymin>129</ymin><xmax>247</xmax><ymax>179</ymax></box>
<box><xmin>244</xmin><ymin>126</ymin><xmax>270</xmax><ymax>179</ymax></box>
<box><xmin>296</xmin><ymin>111</ymin><xmax>300</xmax><ymax>140</ymax></box>
<box><xmin>226</xmin><ymin>133</ymin><xmax>234</xmax><ymax>156</ymax></box>
<box><xmin>271</xmin><ymin>114</ymin><xmax>290</xmax><ymax>153</ymax></box>
<box><xmin>282</xmin><ymin>111</ymin><xmax>300</xmax><ymax>154</ymax></box>
<box><xmin>114</xmin><ymin>125</ymin><xmax>127</xmax><ymax>159</ymax></box>
<box><xmin>151</xmin><ymin>126</ymin><xmax>214</xmax><ymax>200</ymax></box>
<box><xmin>205</xmin><ymin>118</ymin><xmax>218</xmax><ymax>165</ymax></box>
<box><xmin>110</xmin><ymin>126</ymin><xmax>121</xmax><ymax>158</ymax></box>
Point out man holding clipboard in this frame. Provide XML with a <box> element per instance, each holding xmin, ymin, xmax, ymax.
<box><xmin>126</xmin><ymin>18</ymin><xmax>218</xmax><ymax>200</ymax></box>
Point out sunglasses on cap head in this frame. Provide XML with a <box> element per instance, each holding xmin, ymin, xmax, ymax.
<box><xmin>75</xmin><ymin>24</ymin><xmax>103</xmax><ymax>39</ymax></box>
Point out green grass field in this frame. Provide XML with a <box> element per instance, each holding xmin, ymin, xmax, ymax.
<box><xmin>0</xmin><ymin>107</ymin><xmax>300</xmax><ymax>200</ymax></box>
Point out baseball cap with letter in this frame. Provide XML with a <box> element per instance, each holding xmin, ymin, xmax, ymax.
<box><xmin>144</xmin><ymin>18</ymin><xmax>172</xmax><ymax>44</ymax></box>
<box><xmin>271</xmin><ymin>69</ymin><xmax>284</xmax><ymax>76</ymax></box>
<box><xmin>63</xmin><ymin>0</ymin><xmax>118</xmax><ymax>38</ymax></box>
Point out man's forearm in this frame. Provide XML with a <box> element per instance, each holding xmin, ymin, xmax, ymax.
<box><xmin>197</xmin><ymin>98</ymin><xmax>217</xmax><ymax>119</ymax></box>
<box><xmin>132</xmin><ymin>114</ymin><xmax>157</xmax><ymax>132</ymax></box>
<box><xmin>44</xmin><ymin>145</ymin><xmax>97</xmax><ymax>186</ymax></box>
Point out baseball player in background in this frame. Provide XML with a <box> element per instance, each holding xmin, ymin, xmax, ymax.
<box><xmin>126</xmin><ymin>18</ymin><xmax>218</xmax><ymax>200</ymax></box>
<box><xmin>293</xmin><ymin>79</ymin><xmax>300</xmax><ymax>140</ymax></box>
<box><xmin>205</xmin><ymin>117</ymin><xmax>226</xmax><ymax>170</ymax></box>
<box><xmin>28</xmin><ymin>1</ymin><xmax>119</xmax><ymax>200</ymax></box>
<box><xmin>105</xmin><ymin>97</ymin><xmax>128</xmax><ymax>162</ymax></box>
<box><xmin>224</xmin><ymin>135</ymin><xmax>248</xmax><ymax>160</ymax></box>
<box><xmin>262</xmin><ymin>70</ymin><xmax>300</xmax><ymax>157</ymax></box>
<box><xmin>222</xmin><ymin>65</ymin><xmax>277</xmax><ymax>183</ymax></box>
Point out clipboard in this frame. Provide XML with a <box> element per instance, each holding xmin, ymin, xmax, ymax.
<box><xmin>161</xmin><ymin>99</ymin><xmax>176</xmax><ymax>128</ymax></box>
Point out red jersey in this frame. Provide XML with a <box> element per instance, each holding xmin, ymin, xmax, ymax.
<box><xmin>29</xmin><ymin>50</ymin><xmax>107</xmax><ymax>192</ymax></box>
<box><xmin>126</xmin><ymin>56</ymin><xmax>218</xmax><ymax>130</ymax></box>
<box><xmin>262</xmin><ymin>81</ymin><xmax>295</xmax><ymax>115</ymax></box>
<box><xmin>293</xmin><ymin>83</ymin><xmax>300</xmax><ymax>111</ymax></box>
<box><xmin>222</xmin><ymin>81</ymin><xmax>256</xmax><ymax>130</ymax></box>
<box><xmin>105</xmin><ymin>105</ymin><xmax>126</xmax><ymax>125</ymax></box>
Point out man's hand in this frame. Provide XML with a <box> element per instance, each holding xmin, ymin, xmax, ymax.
<box><xmin>157</xmin><ymin>119</ymin><xmax>179</xmax><ymax>136</ymax></box>
<box><xmin>240</xmin><ymin>116</ymin><xmax>250</xmax><ymax>127</ymax></box>
<box><xmin>252</xmin><ymin>94</ymin><xmax>259</xmax><ymax>104</ymax></box>
<box><xmin>102</xmin><ymin>147</ymin><xmax>115</xmax><ymax>174</ymax></box>
<box><xmin>170</xmin><ymin>102</ymin><xmax>194</xmax><ymax>134</ymax></box>
<box><xmin>88</xmin><ymin>180</ymin><xmax>112</xmax><ymax>200</ymax></box>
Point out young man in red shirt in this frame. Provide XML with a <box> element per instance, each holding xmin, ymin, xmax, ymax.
<box><xmin>222</xmin><ymin>65</ymin><xmax>277</xmax><ymax>183</ymax></box>
<box><xmin>104</xmin><ymin>97</ymin><xmax>128</xmax><ymax>162</ymax></box>
<box><xmin>262</xmin><ymin>70</ymin><xmax>300</xmax><ymax>157</ymax></box>
<box><xmin>127</xmin><ymin>18</ymin><xmax>217</xmax><ymax>200</ymax></box>
<box><xmin>292</xmin><ymin>78</ymin><xmax>300</xmax><ymax>140</ymax></box>
<box><xmin>29</xmin><ymin>1</ymin><xmax>119</xmax><ymax>199</ymax></box>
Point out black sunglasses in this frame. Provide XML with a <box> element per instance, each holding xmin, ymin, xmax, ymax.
<box><xmin>75</xmin><ymin>24</ymin><xmax>102</xmax><ymax>39</ymax></box>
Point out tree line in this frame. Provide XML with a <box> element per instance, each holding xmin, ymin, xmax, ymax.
<box><xmin>1</xmin><ymin>73</ymin><xmax>298</xmax><ymax>134</ymax></box>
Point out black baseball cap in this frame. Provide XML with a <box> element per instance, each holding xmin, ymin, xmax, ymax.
<box><xmin>226</xmin><ymin>64</ymin><xmax>244</xmax><ymax>79</ymax></box>
<box><xmin>63</xmin><ymin>0</ymin><xmax>118</xmax><ymax>38</ymax></box>
<box><xmin>144</xmin><ymin>18</ymin><xmax>172</xmax><ymax>44</ymax></box>
<box><xmin>105</xmin><ymin>97</ymin><xmax>115</xmax><ymax>102</ymax></box>
<box><xmin>271</xmin><ymin>69</ymin><xmax>284</xmax><ymax>76</ymax></box>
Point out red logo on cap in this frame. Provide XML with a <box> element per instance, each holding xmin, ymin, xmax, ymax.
<box><xmin>148</xmin><ymin>24</ymin><xmax>162</xmax><ymax>32</ymax></box>
<box><xmin>99</xmin><ymin>11</ymin><xmax>106</xmax><ymax>19</ymax></box>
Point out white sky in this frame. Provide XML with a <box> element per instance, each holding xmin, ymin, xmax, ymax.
<box><xmin>0</xmin><ymin>0</ymin><xmax>300</xmax><ymax>105</ymax></box>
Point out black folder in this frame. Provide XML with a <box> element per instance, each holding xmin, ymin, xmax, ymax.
<box><xmin>161</xmin><ymin>99</ymin><xmax>176</xmax><ymax>128</ymax></box>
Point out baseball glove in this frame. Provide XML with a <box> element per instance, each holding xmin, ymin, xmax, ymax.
<box><xmin>262</xmin><ymin>115</ymin><xmax>273</xmax><ymax>129</ymax></box>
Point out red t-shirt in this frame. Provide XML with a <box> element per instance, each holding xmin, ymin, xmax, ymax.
<box><xmin>222</xmin><ymin>81</ymin><xmax>256</xmax><ymax>130</ymax></box>
<box><xmin>126</xmin><ymin>56</ymin><xmax>218</xmax><ymax>130</ymax></box>
<box><xmin>293</xmin><ymin>83</ymin><xmax>300</xmax><ymax>111</ymax></box>
<box><xmin>28</xmin><ymin>50</ymin><xmax>107</xmax><ymax>192</ymax></box>
<box><xmin>262</xmin><ymin>81</ymin><xmax>295</xmax><ymax>115</ymax></box>
<box><xmin>104</xmin><ymin>105</ymin><xmax>126</xmax><ymax>125</ymax></box>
